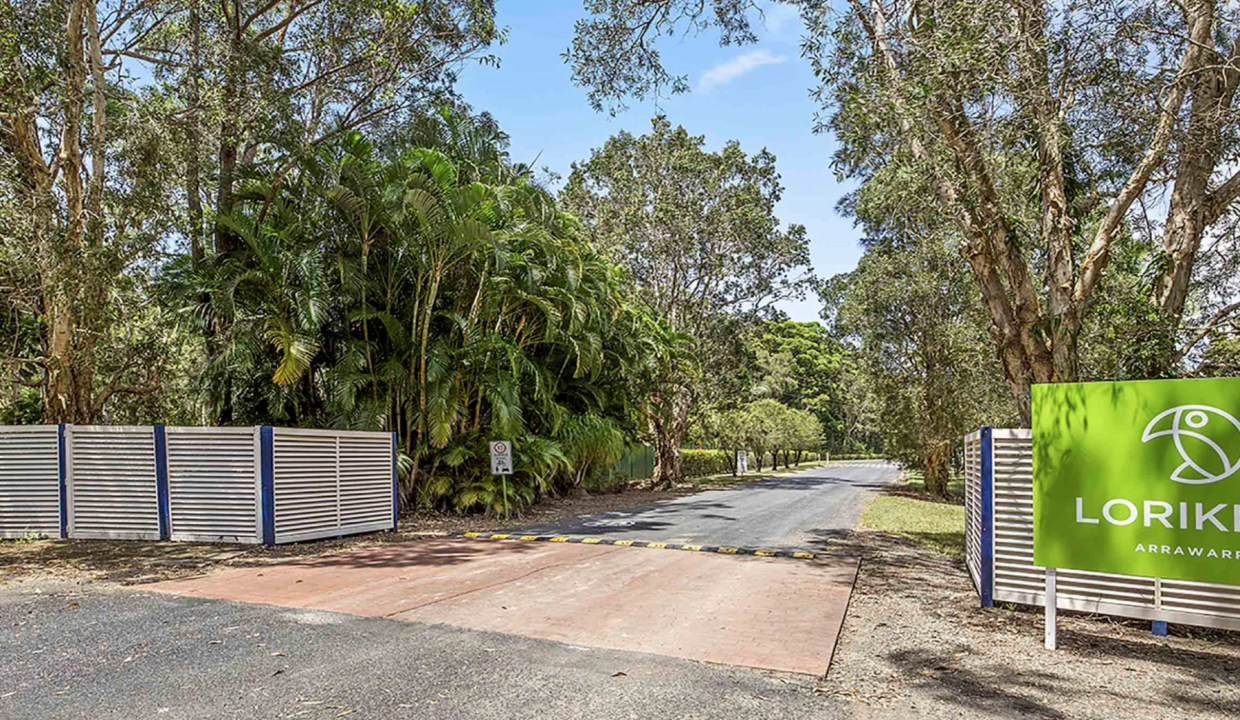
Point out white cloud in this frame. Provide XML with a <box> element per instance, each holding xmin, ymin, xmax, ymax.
<box><xmin>698</xmin><ymin>49</ymin><xmax>788</xmax><ymax>92</ymax></box>
<box><xmin>759</xmin><ymin>2</ymin><xmax>800</xmax><ymax>35</ymax></box>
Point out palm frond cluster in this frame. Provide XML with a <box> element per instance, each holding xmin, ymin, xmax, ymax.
<box><xmin>164</xmin><ymin>113</ymin><xmax>689</xmax><ymax>514</ymax></box>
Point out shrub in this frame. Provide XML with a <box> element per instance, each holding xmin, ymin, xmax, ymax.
<box><xmin>681</xmin><ymin>449</ymin><xmax>734</xmax><ymax>478</ymax></box>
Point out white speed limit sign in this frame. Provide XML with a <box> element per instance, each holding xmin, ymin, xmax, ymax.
<box><xmin>489</xmin><ymin>440</ymin><xmax>513</xmax><ymax>475</ymax></box>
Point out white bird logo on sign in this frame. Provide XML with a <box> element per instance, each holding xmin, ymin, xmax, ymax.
<box><xmin>1141</xmin><ymin>405</ymin><xmax>1240</xmax><ymax>485</ymax></box>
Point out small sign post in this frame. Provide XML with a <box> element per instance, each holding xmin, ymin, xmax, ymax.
<box><xmin>489</xmin><ymin>440</ymin><xmax>513</xmax><ymax>475</ymax></box>
<box><xmin>489</xmin><ymin>440</ymin><xmax>513</xmax><ymax>520</ymax></box>
<box><xmin>736</xmin><ymin>450</ymin><xmax>748</xmax><ymax>475</ymax></box>
<box><xmin>1045</xmin><ymin>567</ymin><xmax>1057</xmax><ymax>650</ymax></box>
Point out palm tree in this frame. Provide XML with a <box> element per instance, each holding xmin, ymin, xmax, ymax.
<box><xmin>179</xmin><ymin>113</ymin><xmax>680</xmax><ymax>515</ymax></box>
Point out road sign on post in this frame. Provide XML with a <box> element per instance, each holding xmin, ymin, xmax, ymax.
<box><xmin>490</xmin><ymin>440</ymin><xmax>513</xmax><ymax>475</ymax></box>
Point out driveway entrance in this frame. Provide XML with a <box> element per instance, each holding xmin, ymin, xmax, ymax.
<box><xmin>148</xmin><ymin>537</ymin><xmax>858</xmax><ymax>675</ymax></box>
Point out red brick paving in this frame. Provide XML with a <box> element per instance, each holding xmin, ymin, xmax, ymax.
<box><xmin>146</xmin><ymin>538</ymin><xmax>858</xmax><ymax>675</ymax></box>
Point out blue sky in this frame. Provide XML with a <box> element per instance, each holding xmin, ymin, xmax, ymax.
<box><xmin>454</xmin><ymin>2</ymin><xmax>863</xmax><ymax>323</ymax></box>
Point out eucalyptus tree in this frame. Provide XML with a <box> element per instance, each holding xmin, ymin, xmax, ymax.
<box><xmin>0</xmin><ymin>0</ymin><xmax>501</xmax><ymax>424</ymax></box>
<box><xmin>561</xmin><ymin>116</ymin><xmax>811</xmax><ymax>486</ymax></box>
<box><xmin>753</xmin><ymin>320</ymin><xmax>848</xmax><ymax>448</ymax></box>
<box><xmin>567</xmin><ymin>0</ymin><xmax>1240</xmax><ymax>421</ymax></box>
<box><xmin>116</xmin><ymin>0</ymin><xmax>505</xmax><ymax>260</ymax></box>
<box><xmin>1</xmin><ymin>0</ymin><xmax>180</xmax><ymax>423</ymax></box>
<box><xmin>824</xmin><ymin>232</ymin><xmax>1016</xmax><ymax>494</ymax></box>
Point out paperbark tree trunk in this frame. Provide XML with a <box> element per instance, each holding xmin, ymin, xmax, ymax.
<box><xmin>649</xmin><ymin>384</ymin><xmax>692</xmax><ymax>489</ymax></box>
<box><xmin>44</xmin><ymin>0</ymin><xmax>94</xmax><ymax>425</ymax></box>
<box><xmin>186</xmin><ymin>0</ymin><xmax>205</xmax><ymax>266</ymax></box>
<box><xmin>851</xmin><ymin>0</ymin><xmax>1240</xmax><ymax>422</ymax></box>
<box><xmin>1154</xmin><ymin>16</ymin><xmax>1240</xmax><ymax>324</ymax></box>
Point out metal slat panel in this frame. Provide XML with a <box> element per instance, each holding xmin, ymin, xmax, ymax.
<box><xmin>272</xmin><ymin>431</ymin><xmax>340</xmax><ymax>543</ymax></box>
<box><xmin>0</xmin><ymin>425</ymin><xmax>61</xmax><ymax>539</ymax></box>
<box><xmin>67</xmin><ymin>426</ymin><xmax>159</xmax><ymax>541</ymax></box>
<box><xmin>166</xmin><ymin>427</ymin><xmax>260</xmax><ymax>544</ymax></box>
<box><xmin>271</xmin><ymin>429</ymin><xmax>392</xmax><ymax>544</ymax></box>
<box><xmin>978</xmin><ymin>428</ymin><xmax>1240</xmax><ymax>631</ymax></box>
<box><xmin>337</xmin><ymin>435</ymin><xmax>393</xmax><ymax>527</ymax></box>
<box><xmin>963</xmin><ymin>434</ymin><xmax>982</xmax><ymax>590</ymax></box>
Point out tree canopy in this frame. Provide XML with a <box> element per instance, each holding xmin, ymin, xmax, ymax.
<box><xmin>566</xmin><ymin>0</ymin><xmax>1240</xmax><ymax>427</ymax></box>
<box><xmin>561</xmin><ymin>115</ymin><xmax>812</xmax><ymax>485</ymax></box>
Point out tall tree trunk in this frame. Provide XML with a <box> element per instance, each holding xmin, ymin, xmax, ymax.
<box><xmin>1018</xmin><ymin>0</ymin><xmax>1077</xmax><ymax>383</ymax></box>
<box><xmin>650</xmin><ymin>384</ymin><xmax>691</xmax><ymax>489</ymax></box>
<box><xmin>45</xmin><ymin>0</ymin><xmax>95</xmax><ymax>425</ymax></box>
<box><xmin>210</xmin><ymin>27</ymin><xmax>243</xmax><ymax>423</ymax></box>
<box><xmin>214</xmin><ymin>22</ymin><xmax>242</xmax><ymax>255</ymax></box>
<box><xmin>921</xmin><ymin>446</ymin><xmax>950</xmax><ymax>496</ymax></box>
<box><xmin>84</xmin><ymin>0</ymin><xmax>105</xmax><ymax>248</ymax></box>
<box><xmin>215</xmin><ymin>118</ymin><xmax>238</xmax><ymax>254</ymax></box>
<box><xmin>1155</xmin><ymin>33</ymin><xmax>1238</xmax><ymax>324</ymax></box>
<box><xmin>185</xmin><ymin>0</ymin><xmax>204</xmax><ymax>266</ymax></box>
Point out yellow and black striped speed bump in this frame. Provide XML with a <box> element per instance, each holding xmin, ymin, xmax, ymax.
<box><xmin>456</xmin><ymin>531</ymin><xmax>820</xmax><ymax>561</ymax></box>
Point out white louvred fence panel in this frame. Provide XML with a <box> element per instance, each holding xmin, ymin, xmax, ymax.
<box><xmin>967</xmin><ymin>428</ymin><xmax>1240</xmax><ymax>631</ymax></box>
<box><xmin>963</xmin><ymin>430</ymin><xmax>982</xmax><ymax>590</ymax></box>
<box><xmin>272</xmin><ymin>428</ymin><xmax>392</xmax><ymax>544</ymax></box>
<box><xmin>337</xmin><ymin>433</ymin><xmax>394</xmax><ymax>531</ymax></box>
<box><xmin>166</xmin><ymin>427</ymin><xmax>261</xmax><ymax>543</ymax></box>
<box><xmin>0</xmin><ymin>425</ymin><xmax>61</xmax><ymax>539</ymax></box>
<box><xmin>67</xmin><ymin>426</ymin><xmax>160</xmax><ymax>540</ymax></box>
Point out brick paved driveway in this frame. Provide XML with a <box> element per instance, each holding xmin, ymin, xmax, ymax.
<box><xmin>148</xmin><ymin>537</ymin><xmax>858</xmax><ymax>675</ymax></box>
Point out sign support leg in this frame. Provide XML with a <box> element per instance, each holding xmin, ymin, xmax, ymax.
<box><xmin>1045</xmin><ymin>567</ymin><xmax>1057</xmax><ymax>650</ymax></box>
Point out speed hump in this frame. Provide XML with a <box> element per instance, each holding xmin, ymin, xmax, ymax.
<box><xmin>489</xmin><ymin>440</ymin><xmax>513</xmax><ymax>475</ymax></box>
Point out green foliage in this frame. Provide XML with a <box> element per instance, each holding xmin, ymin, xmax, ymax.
<box><xmin>691</xmin><ymin>398</ymin><xmax>824</xmax><ymax>472</ymax></box>
<box><xmin>680</xmin><ymin>449</ymin><xmax>733</xmax><ymax>478</ymax></box>
<box><xmin>824</xmin><ymin>232</ymin><xmax>1016</xmax><ymax>495</ymax></box>
<box><xmin>561</xmin><ymin>115</ymin><xmax>811</xmax><ymax>483</ymax></box>
<box><xmin>750</xmin><ymin>320</ymin><xmax>851</xmax><ymax>451</ymax></box>
<box><xmin>157</xmin><ymin>113</ymin><xmax>682</xmax><ymax>515</ymax></box>
<box><xmin>560</xmin><ymin>414</ymin><xmax>627</xmax><ymax>490</ymax></box>
<box><xmin>0</xmin><ymin>0</ymin><xmax>505</xmax><ymax>425</ymax></box>
<box><xmin>1201</xmin><ymin>336</ymin><xmax>1240</xmax><ymax>377</ymax></box>
<box><xmin>567</xmin><ymin>1</ymin><xmax>760</xmax><ymax>114</ymax></box>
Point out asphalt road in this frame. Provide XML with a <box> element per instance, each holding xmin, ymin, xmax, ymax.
<box><xmin>2</xmin><ymin>461</ymin><xmax>897</xmax><ymax>719</ymax></box>
<box><xmin>1</xmin><ymin>581</ymin><xmax>849</xmax><ymax>720</ymax></box>
<box><xmin>513</xmin><ymin>461</ymin><xmax>901</xmax><ymax>550</ymax></box>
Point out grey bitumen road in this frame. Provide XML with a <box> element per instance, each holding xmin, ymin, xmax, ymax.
<box><xmin>1</xmin><ymin>461</ymin><xmax>898</xmax><ymax>719</ymax></box>
<box><xmin>511</xmin><ymin>461</ymin><xmax>902</xmax><ymax>550</ymax></box>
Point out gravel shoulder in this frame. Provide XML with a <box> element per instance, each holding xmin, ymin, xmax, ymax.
<box><xmin>825</xmin><ymin>528</ymin><xmax>1240</xmax><ymax>719</ymax></box>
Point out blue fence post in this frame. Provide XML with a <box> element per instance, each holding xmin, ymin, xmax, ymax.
<box><xmin>57</xmin><ymin>424</ymin><xmax>68</xmax><ymax>539</ymax></box>
<box><xmin>260</xmin><ymin>426</ymin><xmax>275</xmax><ymax>546</ymax></box>
<box><xmin>390</xmin><ymin>431</ymin><xmax>399</xmax><ymax>532</ymax></box>
<box><xmin>154</xmin><ymin>424</ymin><xmax>171</xmax><ymax>540</ymax></box>
<box><xmin>980</xmin><ymin>426</ymin><xmax>995</xmax><ymax>608</ymax></box>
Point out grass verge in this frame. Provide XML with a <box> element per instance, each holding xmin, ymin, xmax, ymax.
<box><xmin>861</xmin><ymin>494</ymin><xmax>965</xmax><ymax>557</ymax></box>
<box><xmin>899</xmin><ymin>469</ymin><xmax>965</xmax><ymax>498</ymax></box>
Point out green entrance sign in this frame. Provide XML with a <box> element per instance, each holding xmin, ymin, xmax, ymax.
<box><xmin>1033</xmin><ymin>378</ymin><xmax>1240</xmax><ymax>585</ymax></box>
